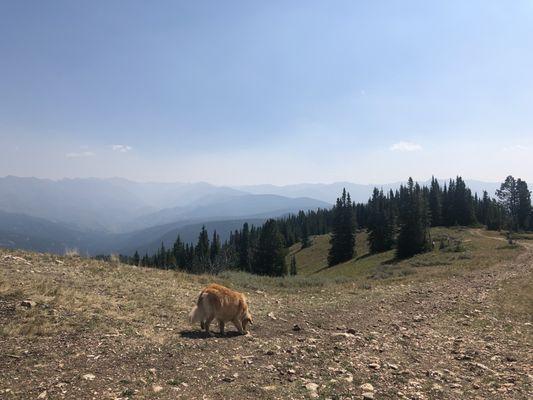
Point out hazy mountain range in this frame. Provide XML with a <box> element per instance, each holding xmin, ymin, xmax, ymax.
<box><xmin>0</xmin><ymin>176</ymin><xmax>501</xmax><ymax>256</ymax></box>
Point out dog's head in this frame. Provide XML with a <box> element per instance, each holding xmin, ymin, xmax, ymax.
<box><xmin>242</xmin><ymin>311</ymin><xmax>253</xmax><ymax>333</ymax></box>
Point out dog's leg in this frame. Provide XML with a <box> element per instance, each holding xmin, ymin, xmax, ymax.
<box><xmin>200</xmin><ymin>320</ymin><xmax>205</xmax><ymax>330</ymax></box>
<box><xmin>233</xmin><ymin>319</ymin><xmax>245</xmax><ymax>335</ymax></box>
<box><xmin>204</xmin><ymin>316</ymin><xmax>214</xmax><ymax>336</ymax></box>
<box><xmin>218</xmin><ymin>321</ymin><xmax>225</xmax><ymax>335</ymax></box>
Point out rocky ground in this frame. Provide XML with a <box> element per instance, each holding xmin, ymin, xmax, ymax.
<box><xmin>0</xmin><ymin>230</ymin><xmax>531</xmax><ymax>399</ymax></box>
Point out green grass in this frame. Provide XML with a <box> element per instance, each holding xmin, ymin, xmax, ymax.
<box><xmin>286</xmin><ymin>227</ymin><xmax>524</xmax><ymax>285</ymax></box>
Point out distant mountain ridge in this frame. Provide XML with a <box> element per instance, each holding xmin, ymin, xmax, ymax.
<box><xmin>0</xmin><ymin>176</ymin><xmax>502</xmax><ymax>256</ymax></box>
<box><xmin>237</xmin><ymin>179</ymin><xmax>501</xmax><ymax>204</ymax></box>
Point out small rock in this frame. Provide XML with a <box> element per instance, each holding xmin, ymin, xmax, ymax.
<box><xmin>38</xmin><ymin>391</ymin><xmax>47</xmax><ymax>399</ymax></box>
<box><xmin>20</xmin><ymin>300</ymin><xmax>37</xmax><ymax>308</ymax></box>
<box><xmin>267</xmin><ymin>312</ymin><xmax>277</xmax><ymax>320</ymax></box>
<box><xmin>152</xmin><ymin>385</ymin><xmax>163</xmax><ymax>393</ymax></box>
<box><xmin>332</xmin><ymin>332</ymin><xmax>355</xmax><ymax>339</ymax></box>
<box><xmin>222</xmin><ymin>376</ymin><xmax>235</xmax><ymax>382</ymax></box>
<box><xmin>362</xmin><ymin>392</ymin><xmax>374</xmax><ymax>399</ymax></box>
<box><xmin>305</xmin><ymin>382</ymin><xmax>319</xmax><ymax>398</ymax></box>
<box><xmin>346</xmin><ymin>328</ymin><xmax>356</xmax><ymax>334</ymax></box>
<box><xmin>82</xmin><ymin>373</ymin><xmax>95</xmax><ymax>381</ymax></box>
<box><xmin>293</xmin><ymin>324</ymin><xmax>302</xmax><ymax>331</ymax></box>
<box><xmin>288</xmin><ymin>369</ymin><xmax>296</xmax><ymax>375</ymax></box>
<box><xmin>368</xmin><ymin>363</ymin><xmax>380</xmax><ymax>370</ymax></box>
<box><xmin>343</xmin><ymin>373</ymin><xmax>353</xmax><ymax>383</ymax></box>
<box><xmin>148</xmin><ymin>368</ymin><xmax>156</xmax><ymax>375</ymax></box>
<box><xmin>360</xmin><ymin>383</ymin><xmax>374</xmax><ymax>392</ymax></box>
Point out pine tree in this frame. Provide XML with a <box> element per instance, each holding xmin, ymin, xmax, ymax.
<box><xmin>238</xmin><ymin>223</ymin><xmax>252</xmax><ymax>271</ymax></box>
<box><xmin>301</xmin><ymin>222</ymin><xmax>311</xmax><ymax>248</ymax></box>
<box><xmin>132</xmin><ymin>251</ymin><xmax>140</xmax><ymax>266</ymax></box>
<box><xmin>486</xmin><ymin>199</ymin><xmax>503</xmax><ymax>231</ymax></box>
<box><xmin>210</xmin><ymin>230</ymin><xmax>221</xmax><ymax>262</ymax></box>
<box><xmin>497</xmin><ymin>176</ymin><xmax>520</xmax><ymax>231</ymax></box>
<box><xmin>290</xmin><ymin>255</ymin><xmax>297</xmax><ymax>276</ymax></box>
<box><xmin>428</xmin><ymin>176</ymin><xmax>442</xmax><ymax>226</ymax></box>
<box><xmin>194</xmin><ymin>226</ymin><xmax>210</xmax><ymax>273</ymax></box>
<box><xmin>516</xmin><ymin>179</ymin><xmax>531</xmax><ymax>230</ymax></box>
<box><xmin>328</xmin><ymin>188</ymin><xmax>356</xmax><ymax>266</ymax></box>
<box><xmin>253</xmin><ymin>219</ymin><xmax>287</xmax><ymax>276</ymax></box>
<box><xmin>454</xmin><ymin>177</ymin><xmax>476</xmax><ymax>225</ymax></box>
<box><xmin>480</xmin><ymin>191</ymin><xmax>491</xmax><ymax>226</ymax></box>
<box><xmin>396</xmin><ymin>178</ymin><xmax>431</xmax><ymax>259</ymax></box>
<box><xmin>158</xmin><ymin>242</ymin><xmax>166</xmax><ymax>268</ymax></box>
<box><xmin>367</xmin><ymin>188</ymin><xmax>394</xmax><ymax>253</ymax></box>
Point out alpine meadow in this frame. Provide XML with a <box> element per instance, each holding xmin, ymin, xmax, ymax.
<box><xmin>1</xmin><ymin>2</ymin><xmax>532</xmax><ymax>400</ymax></box>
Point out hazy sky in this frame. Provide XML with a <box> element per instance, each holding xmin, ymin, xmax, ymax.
<box><xmin>1</xmin><ymin>1</ymin><xmax>532</xmax><ymax>185</ymax></box>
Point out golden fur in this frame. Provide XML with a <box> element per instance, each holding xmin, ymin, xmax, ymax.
<box><xmin>189</xmin><ymin>284</ymin><xmax>253</xmax><ymax>335</ymax></box>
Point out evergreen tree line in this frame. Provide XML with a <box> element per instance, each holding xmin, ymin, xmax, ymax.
<box><xmin>118</xmin><ymin>175</ymin><xmax>531</xmax><ymax>273</ymax></box>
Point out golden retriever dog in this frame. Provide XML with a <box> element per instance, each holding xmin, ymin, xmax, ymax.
<box><xmin>189</xmin><ymin>284</ymin><xmax>253</xmax><ymax>335</ymax></box>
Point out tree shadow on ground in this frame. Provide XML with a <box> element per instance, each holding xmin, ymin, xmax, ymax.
<box><xmin>312</xmin><ymin>252</ymin><xmax>374</xmax><ymax>274</ymax></box>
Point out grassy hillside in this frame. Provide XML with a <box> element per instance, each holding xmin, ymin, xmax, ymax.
<box><xmin>287</xmin><ymin>227</ymin><xmax>523</xmax><ymax>283</ymax></box>
<box><xmin>1</xmin><ymin>228</ymin><xmax>532</xmax><ymax>399</ymax></box>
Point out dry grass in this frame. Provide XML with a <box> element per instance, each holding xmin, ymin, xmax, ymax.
<box><xmin>0</xmin><ymin>228</ymin><xmax>525</xmax><ymax>340</ymax></box>
<box><xmin>1</xmin><ymin>228</ymin><xmax>531</xmax><ymax>399</ymax></box>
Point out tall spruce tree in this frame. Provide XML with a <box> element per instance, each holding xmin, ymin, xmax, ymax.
<box><xmin>496</xmin><ymin>176</ymin><xmax>520</xmax><ymax>231</ymax></box>
<box><xmin>253</xmin><ymin>219</ymin><xmax>287</xmax><ymax>276</ymax></box>
<box><xmin>516</xmin><ymin>179</ymin><xmax>531</xmax><ymax>230</ymax></box>
<box><xmin>194</xmin><ymin>226</ymin><xmax>210</xmax><ymax>272</ymax></box>
<box><xmin>454</xmin><ymin>176</ymin><xmax>476</xmax><ymax>225</ymax></box>
<box><xmin>301</xmin><ymin>222</ymin><xmax>311</xmax><ymax>248</ymax></box>
<box><xmin>132</xmin><ymin>251</ymin><xmax>140</xmax><ymax>266</ymax></box>
<box><xmin>396</xmin><ymin>178</ymin><xmax>431</xmax><ymax>259</ymax></box>
<box><xmin>428</xmin><ymin>176</ymin><xmax>442</xmax><ymax>226</ymax></box>
<box><xmin>328</xmin><ymin>188</ymin><xmax>356</xmax><ymax>266</ymax></box>
<box><xmin>210</xmin><ymin>230</ymin><xmax>221</xmax><ymax>263</ymax></box>
<box><xmin>238</xmin><ymin>223</ymin><xmax>252</xmax><ymax>271</ymax></box>
<box><xmin>290</xmin><ymin>255</ymin><xmax>297</xmax><ymax>276</ymax></box>
<box><xmin>486</xmin><ymin>199</ymin><xmax>503</xmax><ymax>231</ymax></box>
<box><xmin>367</xmin><ymin>188</ymin><xmax>394</xmax><ymax>253</ymax></box>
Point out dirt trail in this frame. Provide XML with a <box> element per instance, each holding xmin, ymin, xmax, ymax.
<box><xmin>1</xmin><ymin>239</ymin><xmax>532</xmax><ymax>399</ymax></box>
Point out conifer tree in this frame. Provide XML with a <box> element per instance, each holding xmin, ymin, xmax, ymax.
<box><xmin>238</xmin><ymin>223</ymin><xmax>252</xmax><ymax>271</ymax></box>
<box><xmin>328</xmin><ymin>188</ymin><xmax>356</xmax><ymax>266</ymax></box>
<box><xmin>516</xmin><ymin>179</ymin><xmax>531</xmax><ymax>230</ymax></box>
<box><xmin>486</xmin><ymin>199</ymin><xmax>503</xmax><ymax>231</ymax></box>
<box><xmin>290</xmin><ymin>255</ymin><xmax>297</xmax><ymax>276</ymax></box>
<box><xmin>428</xmin><ymin>176</ymin><xmax>442</xmax><ymax>226</ymax></box>
<box><xmin>132</xmin><ymin>250</ymin><xmax>140</xmax><ymax>266</ymax></box>
<box><xmin>301</xmin><ymin>222</ymin><xmax>311</xmax><ymax>248</ymax></box>
<box><xmin>396</xmin><ymin>178</ymin><xmax>431</xmax><ymax>259</ymax></box>
<box><xmin>194</xmin><ymin>226</ymin><xmax>210</xmax><ymax>272</ymax></box>
<box><xmin>253</xmin><ymin>219</ymin><xmax>287</xmax><ymax>276</ymax></box>
<box><xmin>497</xmin><ymin>176</ymin><xmax>520</xmax><ymax>231</ymax></box>
<box><xmin>367</xmin><ymin>188</ymin><xmax>394</xmax><ymax>253</ymax></box>
<box><xmin>210</xmin><ymin>230</ymin><xmax>221</xmax><ymax>262</ymax></box>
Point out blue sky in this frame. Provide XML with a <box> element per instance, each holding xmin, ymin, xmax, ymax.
<box><xmin>1</xmin><ymin>1</ymin><xmax>532</xmax><ymax>184</ymax></box>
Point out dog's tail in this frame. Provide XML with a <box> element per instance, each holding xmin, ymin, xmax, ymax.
<box><xmin>188</xmin><ymin>293</ymin><xmax>206</xmax><ymax>324</ymax></box>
